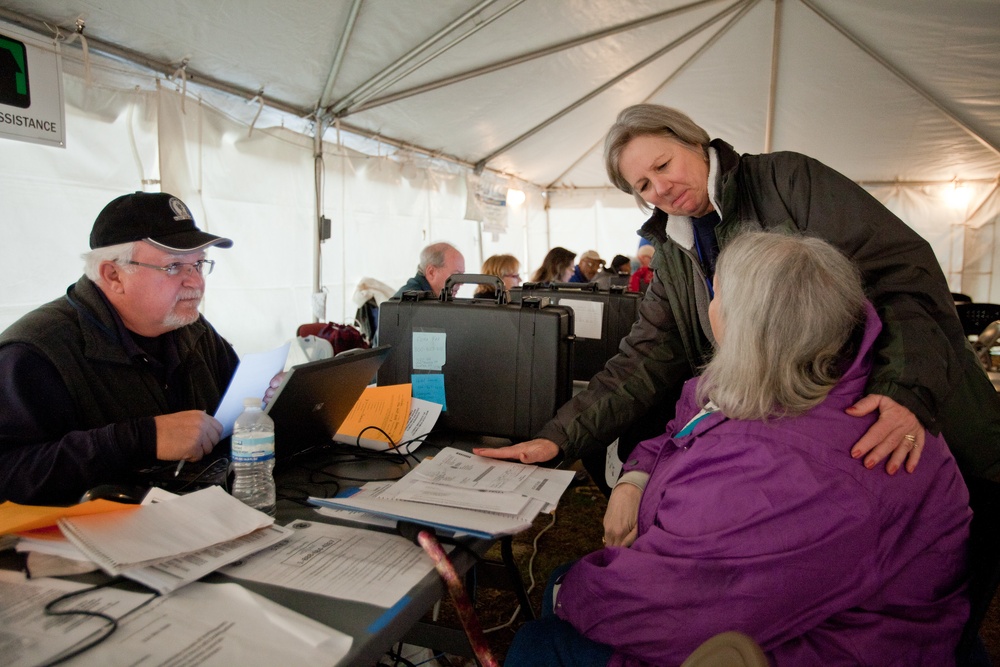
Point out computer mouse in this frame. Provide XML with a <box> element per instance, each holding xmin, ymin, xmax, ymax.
<box><xmin>78</xmin><ymin>484</ymin><xmax>147</xmax><ymax>504</ymax></box>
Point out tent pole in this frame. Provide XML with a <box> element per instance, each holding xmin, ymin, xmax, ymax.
<box><xmin>764</xmin><ymin>0</ymin><xmax>782</xmax><ymax>154</ymax></box>
<box><xmin>313</xmin><ymin>118</ymin><xmax>325</xmax><ymax>321</ymax></box>
<box><xmin>800</xmin><ymin>0</ymin><xmax>1000</xmax><ymax>159</ymax></box>
<box><xmin>348</xmin><ymin>0</ymin><xmax>726</xmax><ymax>116</ymax></box>
<box><xmin>0</xmin><ymin>8</ymin><xmax>507</xmax><ymax>189</ymax></box>
<box><xmin>318</xmin><ymin>0</ymin><xmax>363</xmax><ymax>109</ymax></box>
<box><xmin>545</xmin><ymin>0</ymin><xmax>756</xmax><ymax>189</ymax></box>
<box><xmin>328</xmin><ymin>0</ymin><xmax>499</xmax><ymax>116</ymax></box>
<box><xmin>474</xmin><ymin>0</ymin><xmax>753</xmax><ymax>173</ymax></box>
<box><xmin>348</xmin><ymin>0</ymin><xmax>526</xmax><ymax>112</ymax></box>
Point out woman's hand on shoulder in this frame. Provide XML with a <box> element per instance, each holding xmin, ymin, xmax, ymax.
<box><xmin>846</xmin><ymin>393</ymin><xmax>925</xmax><ymax>474</ymax></box>
<box><xmin>472</xmin><ymin>438</ymin><xmax>560</xmax><ymax>464</ymax></box>
<box><xmin>604</xmin><ymin>483</ymin><xmax>641</xmax><ymax>547</ymax></box>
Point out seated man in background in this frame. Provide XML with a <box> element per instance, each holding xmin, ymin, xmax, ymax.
<box><xmin>392</xmin><ymin>241</ymin><xmax>466</xmax><ymax>298</ymax></box>
<box><xmin>0</xmin><ymin>192</ymin><xmax>239</xmax><ymax>505</ymax></box>
<box><xmin>568</xmin><ymin>250</ymin><xmax>604</xmax><ymax>283</ymax></box>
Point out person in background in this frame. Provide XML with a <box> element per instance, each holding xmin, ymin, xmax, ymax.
<box><xmin>628</xmin><ymin>244</ymin><xmax>655</xmax><ymax>293</ymax></box>
<box><xmin>569</xmin><ymin>250</ymin><xmax>604</xmax><ymax>283</ymax></box>
<box><xmin>392</xmin><ymin>242</ymin><xmax>466</xmax><ymax>299</ymax></box>
<box><xmin>0</xmin><ymin>192</ymin><xmax>240</xmax><ymax>504</ymax></box>
<box><xmin>610</xmin><ymin>254</ymin><xmax>632</xmax><ymax>276</ymax></box>
<box><xmin>505</xmin><ymin>232</ymin><xmax>970</xmax><ymax>666</ymax></box>
<box><xmin>530</xmin><ymin>246</ymin><xmax>576</xmax><ymax>284</ymax></box>
<box><xmin>595</xmin><ymin>254</ymin><xmax>632</xmax><ymax>290</ymax></box>
<box><xmin>474</xmin><ymin>254</ymin><xmax>521</xmax><ymax>301</ymax></box>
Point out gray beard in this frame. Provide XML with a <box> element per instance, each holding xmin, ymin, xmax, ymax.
<box><xmin>163</xmin><ymin>290</ymin><xmax>203</xmax><ymax>329</ymax></box>
<box><xmin>163</xmin><ymin>309</ymin><xmax>200</xmax><ymax>329</ymax></box>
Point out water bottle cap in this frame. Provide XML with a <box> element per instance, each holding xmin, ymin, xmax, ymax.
<box><xmin>243</xmin><ymin>397</ymin><xmax>262</xmax><ymax>408</ymax></box>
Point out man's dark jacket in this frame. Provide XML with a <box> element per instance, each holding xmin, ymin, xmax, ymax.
<box><xmin>0</xmin><ymin>276</ymin><xmax>238</xmax><ymax>503</ymax></box>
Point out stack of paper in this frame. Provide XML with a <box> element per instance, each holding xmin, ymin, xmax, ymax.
<box><xmin>8</xmin><ymin>487</ymin><xmax>291</xmax><ymax>594</ymax></box>
<box><xmin>57</xmin><ymin>486</ymin><xmax>273</xmax><ymax>574</ymax></box>
<box><xmin>333</xmin><ymin>384</ymin><xmax>442</xmax><ymax>453</ymax></box>
<box><xmin>221</xmin><ymin>520</ymin><xmax>443</xmax><ymax>609</ymax></box>
<box><xmin>0</xmin><ymin>570</ymin><xmax>352</xmax><ymax>667</ymax></box>
<box><xmin>309</xmin><ymin>447</ymin><xmax>575</xmax><ymax>538</ymax></box>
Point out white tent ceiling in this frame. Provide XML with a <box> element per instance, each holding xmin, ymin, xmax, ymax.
<box><xmin>2</xmin><ymin>0</ymin><xmax>998</xmax><ymax>191</ymax></box>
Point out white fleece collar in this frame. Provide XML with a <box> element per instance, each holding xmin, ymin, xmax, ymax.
<box><xmin>664</xmin><ymin>146</ymin><xmax>721</xmax><ymax>250</ymax></box>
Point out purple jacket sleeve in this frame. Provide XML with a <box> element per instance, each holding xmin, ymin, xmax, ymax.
<box><xmin>0</xmin><ymin>343</ymin><xmax>157</xmax><ymax>504</ymax></box>
<box><xmin>556</xmin><ymin>429</ymin><xmax>879</xmax><ymax>665</ymax></box>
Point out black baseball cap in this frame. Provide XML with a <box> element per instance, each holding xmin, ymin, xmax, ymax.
<box><xmin>90</xmin><ymin>192</ymin><xmax>233</xmax><ymax>252</ymax></box>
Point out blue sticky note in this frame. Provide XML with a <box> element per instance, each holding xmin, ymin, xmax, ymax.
<box><xmin>411</xmin><ymin>373</ymin><xmax>446</xmax><ymax>411</ymax></box>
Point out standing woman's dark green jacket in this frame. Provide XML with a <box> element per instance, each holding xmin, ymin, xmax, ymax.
<box><xmin>539</xmin><ymin>139</ymin><xmax>1000</xmax><ymax>482</ymax></box>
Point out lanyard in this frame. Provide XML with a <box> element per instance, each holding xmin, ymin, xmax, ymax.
<box><xmin>674</xmin><ymin>404</ymin><xmax>717</xmax><ymax>438</ymax></box>
<box><xmin>692</xmin><ymin>234</ymin><xmax>715</xmax><ymax>299</ymax></box>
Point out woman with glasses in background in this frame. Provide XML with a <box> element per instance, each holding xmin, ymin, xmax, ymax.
<box><xmin>475</xmin><ymin>254</ymin><xmax>521</xmax><ymax>301</ymax></box>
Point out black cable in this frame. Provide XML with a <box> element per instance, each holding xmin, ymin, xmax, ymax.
<box><xmin>302</xmin><ymin>439</ymin><xmax>418</xmax><ymax>484</ymax></box>
<box><xmin>174</xmin><ymin>456</ymin><xmax>231</xmax><ymax>493</ymax></box>
<box><xmin>388</xmin><ymin>640</ymin><xmax>417</xmax><ymax>667</ymax></box>
<box><xmin>39</xmin><ymin>578</ymin><xmax>158</xmax><ymax>667</ymax></box>
<box><xmin>354</xmin><ymin>426</ymin><xmax>426</xmax><ymax>464</ymax></box>
<box><xmin>291</xmin><ymin>452</ymin><xmax>396</xmax><ymax>484</ymax></box>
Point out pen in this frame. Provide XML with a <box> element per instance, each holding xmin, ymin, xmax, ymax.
<box><xmin>175</xmin><ymin>460</ymin><xmax>185</xmax><ymax>477</ymax></box>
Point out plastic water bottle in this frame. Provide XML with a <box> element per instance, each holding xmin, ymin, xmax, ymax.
<box><xmin>231</xmin><ymin>397</ymin><xmax>276</xmax><ymax>516</ymax></box>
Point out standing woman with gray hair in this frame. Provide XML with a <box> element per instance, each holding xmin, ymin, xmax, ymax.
<box><xmin>505</xmin><ymin>232</ymin><xmax>971</xmax><ymax>666</ymax></box>
<box><xmin>478</xmin><ymin>102</ymin><xmax>1000</xmax><ymax>489</ymax></box>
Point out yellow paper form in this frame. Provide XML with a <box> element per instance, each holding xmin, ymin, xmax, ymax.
<box><xmin>335</xmin><ymin>384</ymin><xmax>412</xmax><ymax>446</ymax></box>
<box><xmin>0</xmin><ymin>499</ymin><xmax>136</xmax><ymax>535</ymax></box>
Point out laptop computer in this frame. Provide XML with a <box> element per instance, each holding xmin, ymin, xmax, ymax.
<box><xmin>138</xmin><ymin>345</ymin><xmax>391</xmax><ymax>492</ymax></box>
<box><xmin>265</xmin><ymin>345</ymin><xmax>392</xmax><ymax>464</ymax></box>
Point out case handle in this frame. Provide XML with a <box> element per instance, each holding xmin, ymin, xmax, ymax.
<box><xmin>520</xmin><ymin>281</ymin><xmax>599</xmax><ymax>293</ymax></box>
<box><xmin>442</xmin><ymin>273</ymin><xmax>508</xmax><ymax>305</ymax></box>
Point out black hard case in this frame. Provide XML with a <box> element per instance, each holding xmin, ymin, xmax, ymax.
<box><xmin>376</xmin><ymin>275</ymin><xmax>575</xmax><ymax>441</ymax></box>
<box><xmin>510</xmin><ymin>282</ymin><xmax>641</xmax><ymax>381</ymax></box>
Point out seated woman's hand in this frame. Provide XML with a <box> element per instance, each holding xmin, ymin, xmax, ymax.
<box><xmin>472</xmin><ymin>438</ymin><xmax>560</xmax><ymax>464</ymax></box>
<box><xmin>604</xmin><ymin>483</ymin><xmax>641</xmax><ymax>547</ymax></box>
<box><xmin>846</xmin><ymin>393</ymin><xmax>925</xmax><ymax>474</ymax></box>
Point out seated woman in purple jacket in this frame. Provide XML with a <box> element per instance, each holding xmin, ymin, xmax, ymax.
<box><xmin>506</xmin><ymin>232</ymin><xmax>971</xmax><ymax>666</ymax></box>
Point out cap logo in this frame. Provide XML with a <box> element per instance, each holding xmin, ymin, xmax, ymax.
<box><xmin>169</xmin><ymin>197</ymin><xmax>193</xmax><ymax>222</ymax></box>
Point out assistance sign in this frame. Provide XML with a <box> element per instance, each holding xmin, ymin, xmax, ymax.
<box><xmin>0</xmin><ymin>21</ymin><xmax>65</xmax><ymax>148</ymax></box>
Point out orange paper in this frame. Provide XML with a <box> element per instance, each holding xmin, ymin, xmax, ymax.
<box><xmin>336</xmin><ymin>384</ymin><xmax>412</xmax><ymax>445</ymax></box>
<box><xmin>0</xmin><ymin>499</ymin><xmax>137</xmax><ymax>535</ymax></box>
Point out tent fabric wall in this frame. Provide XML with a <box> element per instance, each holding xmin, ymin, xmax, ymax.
<box><xmin>0</xmin><ymin>69</ymin><xmax>546</xmax><ymax>355</ymax></box>
<box><xmin>3</xmin><ymin>66</ymin><xmax>997</xmax><ymax>356</ymax></box>
<box><xmin>0</xmin><ymin>76</ymin><xmax>159</xmax><ymax>326</ymax></box>
<box><xmin>546</xmin><ymin>190</ymin><xmax>651</xmax><ymax>264</ymax></box>
<box><xmin>1</xmin><ymin>5</ymin><xmax>998</xmax><ymax>354</ymax></box>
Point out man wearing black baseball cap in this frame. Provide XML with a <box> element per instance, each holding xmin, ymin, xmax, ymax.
<box><xmin>0</xmin><ymin>192</ymin><xmax>239</xmax><ymax>504</ymax></box>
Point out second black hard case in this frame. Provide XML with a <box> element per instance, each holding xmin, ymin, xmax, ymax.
<box><xmin>510</xmin><ymin>282</ymin><xmax>641</xmax><ymax>381</ymax></box>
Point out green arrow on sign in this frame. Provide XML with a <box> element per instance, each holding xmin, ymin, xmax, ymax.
<box><xmin>0</xmin><ymin>34</ymin><xmax>31</xmax><ymax>109</ymax></box>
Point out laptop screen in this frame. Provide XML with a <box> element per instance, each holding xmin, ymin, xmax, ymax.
<box><xmin>265</xmin><ymin>346</ymin><xmax>392</xmax><ymax>465</ymax></box>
